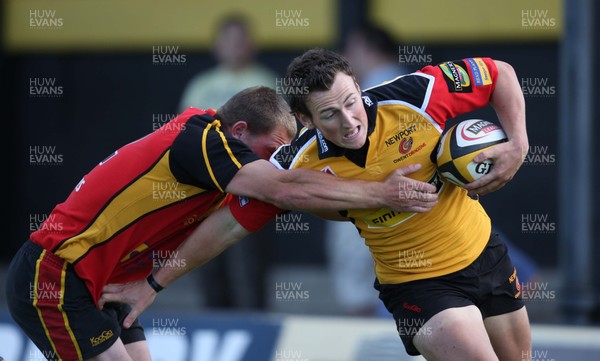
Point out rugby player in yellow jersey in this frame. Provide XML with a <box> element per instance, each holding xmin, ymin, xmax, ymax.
<box><xmin>101</xmin><ymin>49</ymin><xmax>529</xmax><ymax>361</ymax></box>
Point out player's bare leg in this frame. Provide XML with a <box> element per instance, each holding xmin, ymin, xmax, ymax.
<box><xmin>124</xmin><ymin>340</ymin><xmax>152</xmax><ymax>361</ymax></box>
<box><xmin>413</xmin><ymin>306</ymin><xmax>498</xmax><ymax>361</ymax></box>
<box><xmin>85</xmin><ymin>338</ymin><xmax>145</xmax><ymax>361</ymax></box>
<box><xmin>484</xmin><ymin>307</ymin><xmax>532</xmax><ymax>361</ymax></box>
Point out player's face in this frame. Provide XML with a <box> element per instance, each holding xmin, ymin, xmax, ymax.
<box><xmin>303</xmin><ymin>72</ymin><xmax>368</xmax><ymax>150</ymax></box>
<box><xmin>244</xmin><ymin>126</ymin><xmax>292</xmax><ymax>160</ymax></box>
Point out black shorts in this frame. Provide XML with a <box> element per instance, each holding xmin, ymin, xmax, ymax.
<box><xmin>5</xmin><ymin>240</ymin><xmax>145</xmax><ymax>360</ymax></box>
<box><xmin>375</xmin><ymin>233</ymin><xmax>524</xmax><ymax>356</ymax></box>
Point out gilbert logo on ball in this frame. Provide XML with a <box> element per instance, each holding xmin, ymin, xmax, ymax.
<box><xmin>436</xmin><ymin>119</ymin><xmax>507</xmax><ymax>188</ymax></box>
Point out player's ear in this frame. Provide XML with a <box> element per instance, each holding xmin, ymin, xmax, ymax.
<box><xmin>230</xmin><ymin>121</ymin><xmax>248</xmax><ymax>139</ymax></box>
<box><xmin>295</xmin><ymin>112</ymin><xmax>314</xmax><ymax>130</ymax></box>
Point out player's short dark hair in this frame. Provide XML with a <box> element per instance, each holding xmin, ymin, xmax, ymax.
<box><xmin>218</xmin><ymin>86</ymin><xmax>296</xmax><ymax>138</ymax></box>
<box><xmin>284</xmin><ymin>48</ymin><xmax>356</xmax><ymax>118</ymax></box>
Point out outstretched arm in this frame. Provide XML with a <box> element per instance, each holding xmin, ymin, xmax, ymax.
<box><xmin>99</xmin><ymin>206</ymin><xmax>249</xmax><ymax>328</ymax></box>
<box><xmin>466</xmin><ymin>60</ymin><xmax>528</xmax><ymax>196</ymax></box>
<box><xmin>226</xmin><ymin>161</ymin><xmax>439</xmax><ymax>213</ymax></box>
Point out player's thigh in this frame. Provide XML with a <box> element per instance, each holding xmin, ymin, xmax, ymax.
<box><xmin>123</xmin><ymin>340</ymin><xmax>152</xmax><ymax>361</ymax></box>
<box><xmin>87</xmin><ymin>339</ymin><xmax>151</xmax><ymax>361</ymax></box>
<box><xmin>484</xmin><ymin>306</ymin><xmax>531</xmax><ymax>361</ymax></box>
<box><xmin>86</xmin><ymin>338</ymin><xmax>132</xmax><ymax>361</ymax></box>
<box><xmin>413</xmin><ymin>305</ymin><xmax>499</xmax><ymax>361</ymax></box>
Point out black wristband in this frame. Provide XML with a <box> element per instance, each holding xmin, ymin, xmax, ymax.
<box><xmin>146</xmin><ymin>274</ymin><xmax>165</xmax><ymax>293</ymax></box>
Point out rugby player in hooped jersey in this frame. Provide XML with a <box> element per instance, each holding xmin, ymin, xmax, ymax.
<box><xmin>6</xmin><ymin>85</ymin><xmax>438</xmax><ymax>361</ymax></box>
<box><xmin>101</xmin><ymin>49</ymin><xmax>530</xmax><ymax>361</ymax></box>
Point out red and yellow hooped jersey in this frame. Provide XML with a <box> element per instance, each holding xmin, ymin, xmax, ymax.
<box><xmin>30</xmin><ymin>108</ymin><xmax>260</xmax><ymax>302</ymax></box>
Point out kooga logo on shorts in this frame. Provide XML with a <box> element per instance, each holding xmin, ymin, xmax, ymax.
<box><xmin>90</xmin><ymin>330</ymin><xmax>114</xmax><ymax>346</ymax></box>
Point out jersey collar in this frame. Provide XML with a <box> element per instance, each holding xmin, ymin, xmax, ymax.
<box><xmin>316</xmin><ymin>93</ymin><xmax>377</xmax><ymax>168</ymax></box>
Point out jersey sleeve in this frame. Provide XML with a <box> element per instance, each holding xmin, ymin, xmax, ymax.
<box><xmin>229</xmin><ymin>195</ymin><xmax>283</xmax><ymax>233</ymax></box>
<box><xmin>170</xmin><ymin>116</ymin><xmax>260</xmax><ymax>192</ymax></box>
<box><xmin>419</xmin><ymin>57</ymin><xmax>498</xmax><ymax>126</ymax></box>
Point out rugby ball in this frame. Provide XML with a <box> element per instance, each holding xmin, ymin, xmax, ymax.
<box><xmin>436</xmin><ymin>119</ymin><xmax>507</xmax><ymax>188</ymax></box>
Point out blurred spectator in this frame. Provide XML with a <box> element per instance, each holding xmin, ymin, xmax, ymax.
<box><xmin>342</xmin><ymin>23</ymin><xmax>409</xmax><ymax>89</ymax></box>
<box><xmin>325</xmin><ymin>222</ymin><xmax>383</xmax><ymax>317</ymax></box>
<box><xmin>494</xmin><ymin>226</ymin><xmax>540</xmax><ymax>283</ymax></box>
<box><xmin>325</xmin><ymin>24</ymin><xmax>408</xmax><ymax>318</ymax></box>
<box><xmin>178</xmin><ymin>15</ymin><xmax>276</xmax><ymax>111</ymax></box>
<box><xmin>179</xmin><ymin>15</ymin><xmax>277</xmax><ymax>310</ymax></box>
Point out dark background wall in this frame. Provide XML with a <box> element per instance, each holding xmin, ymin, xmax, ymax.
<box><xmin>2</xmin><ymin>0</ymin><xmax>597</xmax><ymax>283</ymax></box>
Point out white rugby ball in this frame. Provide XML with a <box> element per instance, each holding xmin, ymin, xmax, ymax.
<box><xmin>436</xmin><ymin>119</ymin><xmax>507</xmax><ymax>188</ymax></box>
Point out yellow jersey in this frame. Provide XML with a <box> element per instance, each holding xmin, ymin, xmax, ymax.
<box><xmin>270</xmin><ymin>58</ymin><xmax>499</xmax><ymax>284</ymax></box>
